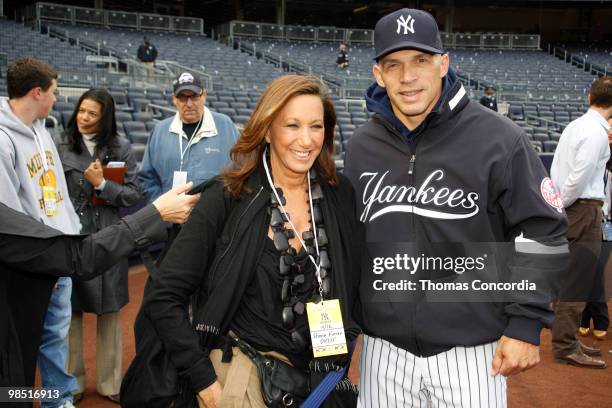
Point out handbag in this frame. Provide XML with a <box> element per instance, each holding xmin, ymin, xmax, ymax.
<box><xmin>230</xmin><ymin>334</ymin><xmax>310</xmax><ymax>407</ymax></box>
<box><xmin>121</xmin><ymin>180</ymin><xmax>230</xmax><ymax>407</ymax></box>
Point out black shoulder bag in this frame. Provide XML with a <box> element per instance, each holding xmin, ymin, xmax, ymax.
<box><xmin>229</xmin><ymin>333</ymin><xmax>310</xmax><ymax>408</ymax></box>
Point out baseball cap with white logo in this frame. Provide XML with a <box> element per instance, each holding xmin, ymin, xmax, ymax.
<box><xmin>173</xmin><ymin>72</ymin><xmax>204</xmax><ymax>96</ymax></box>
<box><xmin>374</xmin><ymin>8</ymin><xmax>445</xmax><ymax>61</ymax></box>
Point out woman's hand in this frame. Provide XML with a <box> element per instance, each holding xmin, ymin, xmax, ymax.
<box><xmin>84</xmin><ymin>159</ymin><xmax>104</xmax><ymax>187</ymax></box>
<box><xmin>197</xmin><ymin>381</ymin><xmax>223</xmax><ymax>408</ymax></box>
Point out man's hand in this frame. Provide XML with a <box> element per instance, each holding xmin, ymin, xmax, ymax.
<box><xmin>84</xmin><ymin>159</ymin><xmax>104</xmax><ymax>187</ymax></box>
<box><xmin>152</xmin><ymin>182</ymin><xmax>200</xmax><ymax>224</ymax></box>
<box><xmin>347</xmin><ymin>334</ymin><xmax>363</xmax><ymax>385</ymax></box>
<box><xmin>197</xmin><ymin>381</ymin><xmax>223</xmax><ymax>408</ymax></box>
<box><xmin>491</xmin><ymin>335</ymin><xmax>540</xmax><ymax>377</ymax></box>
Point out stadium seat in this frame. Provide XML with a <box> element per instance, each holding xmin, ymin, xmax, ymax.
<box><xmin>133</xmin><ymin>112</ymin><xmax>154</xmax><ymax>122</ymax></box>
<box><xmin>129</xmin><ymin>131</ymin><xmax>150</xmax><ymax>145</ymax></box>
<box><xmin>508</xmin><ymin>105</ymin><xmax>524</xmax><ymax>121</ymax></box>
<box><xmin>115</xmin><ymin>111</ymin><xmax>133</xmax><ymax>123</ymax></box>
<box><xmin>132</xmin><ymin>98</ymin><xmax>150</xmax><ymax>112</ymax></box>
<box><xmin>110</xmin><ymin>92</ymin><xmax>129</xmax><ymax>109</ymax></box>
<box><xmin>54</xmin><ymin>102</ymin><xmax>74</xmax><ymax>112</ymax></box>
<box><xmin>145</xmin><ymin>121</ymin><xmax>157</xmax><ymax>131</ymax></box>
<box><xmin>131</xmin><ymin>143</ymin><xmax>146</xmax><ymax>163</ymax></box>
<box><xmin>542</xmin><ymin>140</ymin><xmax>558</xmax><ymax>153</ymax></box>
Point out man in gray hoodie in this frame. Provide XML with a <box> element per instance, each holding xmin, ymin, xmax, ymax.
<box><xmin>0</xmin><ymin>58</ymin><xmax>80</xmax><ymax>408</ymax></box>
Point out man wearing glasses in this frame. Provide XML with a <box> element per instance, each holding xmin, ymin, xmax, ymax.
<box><xmin>139</xmin><ymin>72</ymin><xmax>239</xmax><ymax>204</ymax></box>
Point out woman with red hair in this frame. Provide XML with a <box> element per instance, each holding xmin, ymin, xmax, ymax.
<box><xmin>142</xmin><ymin>75</ymin><xmax>362</xmax><ymax>407</ymax></box>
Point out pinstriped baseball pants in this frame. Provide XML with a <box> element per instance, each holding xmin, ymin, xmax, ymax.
<box><xmin>357</xmin><ymin>335</ymin><xmax>507</xmax><ymax>408</ymax></box>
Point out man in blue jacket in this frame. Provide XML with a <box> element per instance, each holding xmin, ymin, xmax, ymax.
<box><xmin>139</xmin><ymin>72</ymin><xmax>238</xmax><ymax>203</ymax></box>
<box><xmin>344</xmin><ymin>9</ymin><xmax>570</xmax><ymax>407</ymax></box>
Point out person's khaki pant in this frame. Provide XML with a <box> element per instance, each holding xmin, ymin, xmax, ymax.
<box><xmin>142</xmin><ymin>61</ymin><xmax>154</xmax><ymax>79</ymax></box>
<box><xmin>552</xmin><ymin>202</ymin><xmax>602</xmax><ymax>357</ymax></box>
<box><xmin>67</xmin><ymin>311</ymin><xmax>122</xmax><ymax>396</ymax></box>
<box><xmin>197</xmin><ymin>347</ymin><xmax>290</xmax><ymax>408</ymax></box>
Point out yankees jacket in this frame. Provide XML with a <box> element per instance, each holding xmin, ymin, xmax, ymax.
<box><xmin>344</xmin><ymin>71</ymin><xmax>569</xmax><ymax>357</ymax></box>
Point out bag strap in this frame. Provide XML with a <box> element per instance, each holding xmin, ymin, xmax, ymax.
<box><xmin>228</xmin><ymin>332</ymin><xmax>260</xmax><ymax>360</ymax></box>
<box><xmin>300</xmin><ymin>367</ymin><xmax>347</xmax><ymax>408</ymax></box>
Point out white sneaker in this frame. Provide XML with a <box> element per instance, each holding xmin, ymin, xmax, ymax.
<box><xmin>58</xmin><ymin>401</ymin><xmax>76</xmax><ymax>408</ymax></box>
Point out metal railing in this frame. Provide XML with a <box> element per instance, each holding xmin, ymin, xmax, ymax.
<box><xmin>148</xmin><ymin>103</ymin><xmax>175</xmax><ymax>119</ymax></box>
<box><xmin>525</xmin><ymin>113</ymin><xmax>567</xmax><ymax>132</ymax></box>
<box><xmin>222</xmin><ymin>20</ymin><xmax>540</xmax><ymax>49</ymax></box>
<box><xmin>45</xmin><ymin>23</ymin><xmax>199</xmax><ymax>89</ymax></box>
<box><xmin>155</xmin><ymin>60</ymin><xmax>213</xmax><ymax>91</ymax></box>
<box><xmin>550</xmin><ymin>46</ymin><xmax>610</xmax><ymax>77</ymax></box>
<box><xmin>24</xmin><ymin>2</ymin><xmax>203</xmax><ymax>34</ymax></box>
<box><xmin>236</xmin><ymin>40</ymin><xmax>345</xmax><ymax>97</ymax></box>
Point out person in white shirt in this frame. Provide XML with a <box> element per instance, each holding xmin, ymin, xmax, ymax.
<box><xmin>550</xmin><ymin>76</ymin><xmax>612</xmax><ymax>369</ymax></box>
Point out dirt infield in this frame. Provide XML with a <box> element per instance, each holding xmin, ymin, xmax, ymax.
<box><xmin>72</xmin><ymin>265</ymin><xmax>612</xmax><ymax>408</ymax></box>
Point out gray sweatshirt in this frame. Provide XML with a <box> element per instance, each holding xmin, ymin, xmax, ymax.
<box><xmin>0</xmin><ymin>97</ymin><xmax>80</xmax><ymax>234</ymax></box>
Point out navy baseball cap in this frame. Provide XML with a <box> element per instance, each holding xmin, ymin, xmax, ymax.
<box><xmin>173</xmin><ymin>72</ymin><xmax>204</xmax><ymax>95</ymax></box>
<box><xmin>374</xmin><ymin>8</ymin><xmax>445</xmax><ymax>61</ymax></box>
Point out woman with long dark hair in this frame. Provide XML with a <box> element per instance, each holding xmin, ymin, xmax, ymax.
<box><xmin>56</xmin><ymin>88</ymin><xmax>142</xmax><ymax>403</ymax></box>
<box><xmin>138</xmin><ymin>75</ymin><xmax>362</xmax><ymax>407</ymax></box>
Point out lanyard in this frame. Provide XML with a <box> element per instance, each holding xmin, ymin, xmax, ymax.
<box><xmin>262</xmin><ymin>148</ymin><xmax>324</xmax><ymax>295</ymax></box>
<box><xmin>32</xmin><ymin>128</ymin><xmax>50</xmax><ymax>173</ymax></box>
<box><xmin>178</xmin><ymin>115</ymin><xmax>204</xmax><ymax>171</ymax></box>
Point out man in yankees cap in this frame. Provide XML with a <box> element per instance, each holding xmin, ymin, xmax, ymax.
<box><xmin>139</xmin><ymin>72</ymin><xmax>239</xmax><ymax>204</ymax></box>
<box><xmin>344</xmin><ymin>9</ymin><xmax>569</xmax><ymax>407</ymax></box>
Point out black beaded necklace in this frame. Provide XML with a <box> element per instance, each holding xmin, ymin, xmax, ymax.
<box><xmin>267</xmin><ymin>171</ymin><xmax>332</xmax><ymax>350</ymax></box>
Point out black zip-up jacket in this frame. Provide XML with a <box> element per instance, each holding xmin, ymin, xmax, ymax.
<box><xmin>344</xmin><ymin>74</ymin><xmax>569</xmax><ymax>357</ymax></box>
<box><xmin>145</xmin><ymin>167</ymin><xmax>362</xmax><ymax>395</ymax></box>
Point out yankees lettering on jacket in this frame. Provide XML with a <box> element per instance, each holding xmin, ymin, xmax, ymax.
<box><xmin>359</xmin><ymin>169</ymin><xmax>479</xmax><ymax>222</ymax></box>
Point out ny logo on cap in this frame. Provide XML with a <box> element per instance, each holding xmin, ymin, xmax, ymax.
<box><xmin>396</xmin><ymin>14</ymin><xmax>415</xmax><ymax>35</ymax></box>
<box><xmin>178</xmin><ymin>72</ymin><xmax>194</xmax><ymax>84</ymax></box>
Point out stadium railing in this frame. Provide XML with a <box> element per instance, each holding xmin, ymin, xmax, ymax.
<box><xmin>22</xmin><ymin>2</ymin><xmax>204</xmax><ymax>35</ymax></box>
<box><xmin>220</xmin><ymin>20</ymin><xmax>540</xmax><ymax>50</ymax></box>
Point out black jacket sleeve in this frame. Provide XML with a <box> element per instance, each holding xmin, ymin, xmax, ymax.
<box><xmin>0</xmin><ymin>204</ymin><xmax>167</xmax><ymax>280</ymax></box>
<box><xmin>137</xmin><ymin>44</ymin><xmax>145</xmax><ymax>61</ymax></box>
<box><xmin>144</xmin><ymin>181</ymin><xmax>228</xmax><ymax>393</ymax></box>
<box><xmin>496</xmin><ymin>134</ymin><xmax>569</xmax><ymax>345</ymax></box>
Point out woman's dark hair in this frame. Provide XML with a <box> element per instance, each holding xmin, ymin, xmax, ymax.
<box><xmin>64</xmin><ymin>88</ymin><xmax>118</xmax><ymax>155</ymax></box>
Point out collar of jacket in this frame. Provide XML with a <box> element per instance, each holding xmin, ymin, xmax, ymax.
<box><xmin>58</xmin><ymin>137</ymin><xmax>117</xmax><ymax>172</ymax></box>
<box><xmin>169</xmin><ymin>106</ymin><xmax>218</xmax><ymax>143</ymax></box>
<box><xmin>367</xmin><ymin>72</ymin><xmax>469</xmax><ymax>142</ymax></box>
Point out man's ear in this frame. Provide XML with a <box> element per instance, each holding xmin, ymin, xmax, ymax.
<box><xmin>29</xmin><ymin>87</ymin><xmax>42</xmax><ymax>100</ymax></box>
<box><xmin>372</xmin><ymin>64</ymin><xmax>386</xmax><ymax>88</ymax></box>
<box><xmin>439</xmin><ymin>54</ymin><xmax>450</xmax><ymax>78</ymax></box>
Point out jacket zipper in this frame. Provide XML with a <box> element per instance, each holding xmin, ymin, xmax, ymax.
<box><xmin>407</xmin><ymin>146</ymin><xmax>423</xmax><ymax>356</ymax></box>
<box><xmin>408</xmin><ymin>154</ymin><xmax>416</xmax><ymax>175</ymax></box>
<box><xmin>208</xmin><ymin>186</ymin><xmax>264</xmax><ymax>284</ymax></box>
